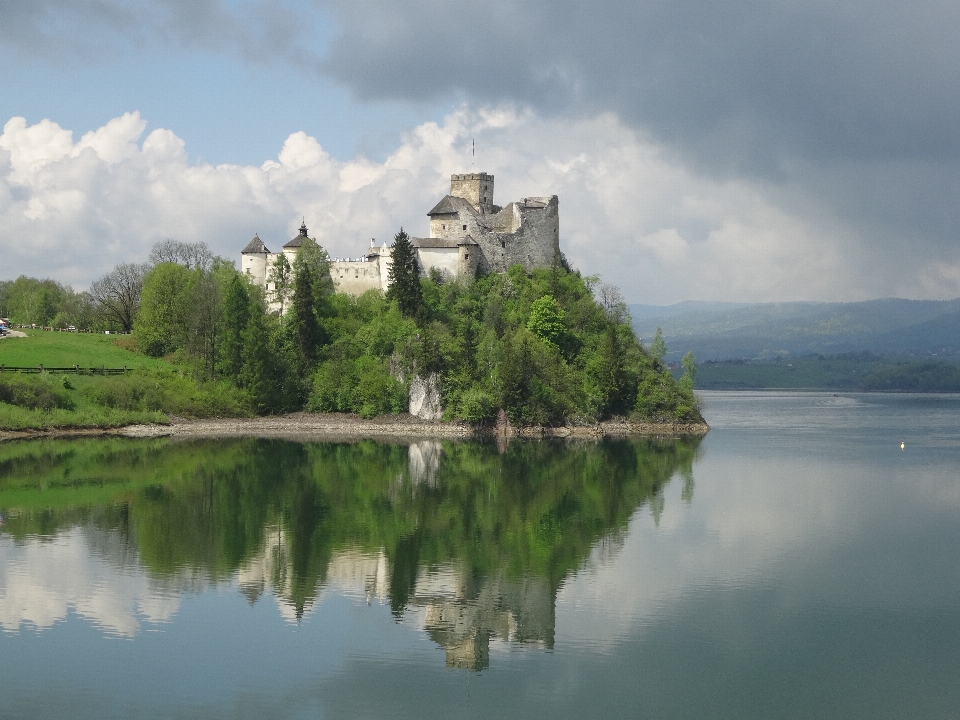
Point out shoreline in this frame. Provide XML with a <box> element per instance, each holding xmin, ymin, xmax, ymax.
<box><xmin>0</xmin><ymin>412</ymin><xmax>709</xmax><ymax>443</ymax></box>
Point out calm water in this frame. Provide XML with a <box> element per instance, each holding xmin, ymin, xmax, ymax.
<box><xmin>1</xmin><ymin>392</ymin><xmax>959</xmax><ymax>719</ymax></box>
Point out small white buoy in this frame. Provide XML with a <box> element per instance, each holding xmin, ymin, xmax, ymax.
<box><xmin>900</xmin><ymin>442</ymin><xmax>905</xmax><ymax>450</ymax></box>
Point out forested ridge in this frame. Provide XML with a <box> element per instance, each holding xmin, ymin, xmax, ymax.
<box><xmin>2</xmin><ymin>233</ymin><xmax>703</xmax><ymax>427</ymax></box>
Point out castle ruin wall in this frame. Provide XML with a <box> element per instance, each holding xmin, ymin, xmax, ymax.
<box><xmin>331</xmin><ymin>258</ymin><xmax>384</xmax><ymax>296</ymax></box>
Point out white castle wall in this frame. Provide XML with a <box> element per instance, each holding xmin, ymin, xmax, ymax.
<box><xmin>242</xmin><ymin>252</ymin><xmax>269</xmax><ymax>286</ymax></box>
<box><xmin>416</xmin><ymin>247</ymin><xmax>460</xmax><ymax>279</ymax></box>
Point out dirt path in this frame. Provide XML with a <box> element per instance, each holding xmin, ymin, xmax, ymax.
<box><xmin>0</xmin><ymin>412</ymin><xmax>708</xmax><ymax>443</ymax></box>
<box><xmin>123</xmin><ymin>413</ymin><xmax>708</xmax><ymax>440</ymax></box>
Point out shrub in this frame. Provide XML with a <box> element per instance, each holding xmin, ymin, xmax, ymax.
<box><xmin>353</xmin><ymin>356</ymin><xmax>406</xmax><ymax>418</ymax></box>
<box><xmin>454</xmin><ymin>387</ymin><xmax>498</xmax><ymax>423</ymax></box>
<box><xmin>307</xmin><ymin>359</ymin><xmax>357</xmax><ymax>413</ymax></box>
<box><xmin>307</xmin><ymin>356</ymin><xmax>405</xmax><ymax>418</ymax></box>
<box><xmin>0</xmin><ymin>375</ymin><xmax>75</xmax><ymax>410</ymax></box>
<box><xmin>81</xmin><ymin>372</ymin><xmax>250</xmax><ymax>417</ymax></box>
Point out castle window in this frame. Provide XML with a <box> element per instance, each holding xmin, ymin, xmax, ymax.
<box><xmin>462</xmin><ymin>225</ymin><xmax>467</xmax><ymax>231</ymax></box>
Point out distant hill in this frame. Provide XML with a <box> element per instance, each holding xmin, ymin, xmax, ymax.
<box><xmin>630</xmin><ymin>299</ymin><xmax>960</xmax><ymax>362</ymax></box>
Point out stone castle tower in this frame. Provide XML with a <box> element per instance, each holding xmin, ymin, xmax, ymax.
<box><xmin>241</xmin><ymin>172</ymin><xmax>560</xmax><ymax>304</ymax></box>
<box><xmin>422</xmin><ymin>172</ymin><xmax>559</xmax><ymax>276</ymax></box>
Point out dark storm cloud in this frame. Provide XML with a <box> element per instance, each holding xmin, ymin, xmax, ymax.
<box><xmin>317</xmin><ymin>0</ymin><xmax>960</xmax><ymax>168</ymax></box>
<box><xmin>0</xmin><ymin>0</ymin><xmax>317</xmax><ymax>69</ymax></box>
<box><xmin>0</xmin><ymin>0</ymin><xmax>139</xmax><ymax>61</ymax></box>
<box><xmin>315</xmin><ymin>0</ymin><xmax>960</xmax><ymax>254</ymax></box>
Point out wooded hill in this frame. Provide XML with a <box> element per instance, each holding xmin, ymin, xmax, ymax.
<box><xmin>197</xmin><ymin>231</ymin><xmax>702</xmax><ymax>425</ymax></box>
<box><xmin>2</xmin><ymin>234</ymin><xmax>703</xmax><ymax>428</ymax></box>
<box><xmin>632</xmin><ymin>298</ymin><xmax>960</xmax><ymax>362</ymax></box>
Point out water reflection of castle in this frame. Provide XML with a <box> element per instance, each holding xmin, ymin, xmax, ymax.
<box><xmin>227</xmin><ymin>435</ymin><xmax>695</xmax><ymax>670</ymax></box>
<box><xmin>237</xmin><ymin>527</ymin><xmax>554</xmax><ymax>671</ymax></box>
<box><xmin>234</xmin><ymin>440</ymin><xmax>555</xmax><ymax>669</ymax></box>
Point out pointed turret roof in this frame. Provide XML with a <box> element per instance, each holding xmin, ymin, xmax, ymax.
<box><xmin>242</xmin><ymin>234</ymin><xmax>270</xmax><ymax>254</ymax></box>
<box><xmin>283</xmin><ymin>220</ymin><xmax>309</xmax><ymax>249</ymax></box>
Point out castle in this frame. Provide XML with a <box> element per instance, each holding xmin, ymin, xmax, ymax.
<box><xmin>240</xmin><ymin>173</ymin><xmax>560</xmax><ymax>309</ymax></box>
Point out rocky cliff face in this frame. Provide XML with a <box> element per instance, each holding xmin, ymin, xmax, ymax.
<box><xmin>409</xmin><ymin>373</ymin><xmax>443</xmax><ymax>421</ymax></box>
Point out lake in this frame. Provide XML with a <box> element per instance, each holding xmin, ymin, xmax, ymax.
<box><xmin>1</xmin><ymin>392</ymin><xmax>959</xmax><ymax>719</ymax></box>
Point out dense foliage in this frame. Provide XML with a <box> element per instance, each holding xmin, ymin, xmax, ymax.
<box><xmin>305</xmin><ymin>249</ymin><xmax>701</xmax><ymax>424</ymax></box>
<box><xmin>5</xmin><ymin>233</ymin><xmax>702</xmax><ymax>426</ymax></box>
<box><xmin>0</xmin><ymin>276</ymin><xmax>97</xmax><ymax>329</ymax></box>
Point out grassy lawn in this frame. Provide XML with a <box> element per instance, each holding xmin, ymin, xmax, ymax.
<box><xmin>0</xmin><ymin>331</ymin><xmax>252</xmax><ymax>430</ymax></box>
<box><xmin>0</xmin><ymin>330</ymin><xmax>171</xmax><ymax>370</ymax></box>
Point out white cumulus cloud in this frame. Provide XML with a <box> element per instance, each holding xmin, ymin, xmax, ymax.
<box><xmin>2</xmin><ymin>108</ymin><xmax>946</xmax><ymax>302</ymax></box>
<box><xmin>0</xmin><ymin>528</ymin><xmax>181</xmax><ymax>636</ymax></box>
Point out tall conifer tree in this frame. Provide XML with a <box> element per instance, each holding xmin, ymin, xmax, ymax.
<box><xmin>387</xmin><ymin>228</ymin><xmax>423</xmax><ymax>318</ymax></box>
<box><xmin>221</xmin><ymin>275</ymin><xmax>250</xmax><ymax>379</ymax></box>
<box><xmin>287</xmin><ymin>236</ymin><xmax>332</xmax><ymax>373</ymax></box>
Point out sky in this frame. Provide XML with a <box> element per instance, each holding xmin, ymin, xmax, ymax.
<box><xmin>1</xmin><ymin>0</ymin><xmax>959</xmax><ymax>304</ymax></box>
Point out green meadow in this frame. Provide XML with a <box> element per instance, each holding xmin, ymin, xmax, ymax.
<box><xmin>0</xmin><ymin>330</ymin><xmax>171</xmax><ymax>370</ymax></box>
<box><xmin>0</xmin><ymin>332</ymin><xmax>250</xmax><ymax>430</ymax></box>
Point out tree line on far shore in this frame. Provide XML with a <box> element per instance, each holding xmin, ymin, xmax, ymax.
<box><xmin>0</xmin><ymin>240</ymin><xmax>212</xmax><ymax>332</ymax></box>
<box><xmin>2</xmin><ymin>232</ymin><xmax>702</xmax><ymax>425</ymax></box>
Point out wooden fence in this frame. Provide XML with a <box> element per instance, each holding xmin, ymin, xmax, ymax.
<box><xmin>0</xmin><ymin>365</ymin><xmax>129</xmax><ymax>375</ymax></box>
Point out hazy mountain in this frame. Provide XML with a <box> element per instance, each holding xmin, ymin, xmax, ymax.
<box><xmin>630</xmin><ymin>299</ymin><xmax>960</xmax><ymax>362</ymax></box>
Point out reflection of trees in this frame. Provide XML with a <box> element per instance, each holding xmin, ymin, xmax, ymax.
<box><xmin>0</xmin><ymin>434</ymin><xmax>700</xmax><ymax>666</ymax></box>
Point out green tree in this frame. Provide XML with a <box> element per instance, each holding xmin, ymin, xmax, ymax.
<box><xmin>680</xmin><ymin>351</ymin><xmax>697</xmax><ymax>391</ymax></box>
<box><xmin>220</xmin><ymin>275</ymin><xmax>251</xmax><ymax>379</ymax></box>
<box><xmin>286</xmin><ymin>237</ymin><xmax>332</xmax><ymax>373</ymax></box>
<box><xmin>593</xmin><ymin>322</ymin><xmax>628</xmax><ymax>417</ymax></box>
<box><xmin>186</xmin><ymin>271</ymin><xmax>223</xmax><ymax>378</ymax></box>
<box><xmin>2</xmin><ymin>276</ymin><xmax>70</xmax><ymax>326</ymax></box>
<box><xmin>135</xmin><ymin>263</ymin><xmax>195</xmax><ymax>357</ymax></box>
<box><xmin>0</xmin><ymin>280</ymin><xmax>9</xmax><ymax>318</ymax></box>
<box><xmin>527</xmin><ymin>294</ymin><xmax>567</xmax><ymax>349</ymax></box>
<box><xmin>387</xmin><ymin>228</ymin><xmax>423</xmax><ymax>318</ymax></box>
<box><xmin>55</xmin><ymin>290</ymin><xmax>96</xmax><ymax>330</ymax></box>
<box><xmin>650</xmin><ymin>327</ymin><xmax>667</xmax><ymax>365</ymax></box>
<box><xmin>500</xmin><ymin>334</ymin><xmax>536</xmax><ymax>424</ymax></box>
<box><xmin>240</xmin><ymin>299</ymin><xmax>280</xmax><ymax>413</ymax></box>
<box><xmin>268</xmin><ymin>252</ymin><xmax>292</xmax><ymax>315</ymax></box>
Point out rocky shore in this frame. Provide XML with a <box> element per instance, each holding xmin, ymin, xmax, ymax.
<box><xmin>0</xmin><ymin>412</ymin><xmax>708</xmax><ymax>442</ymax></box>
